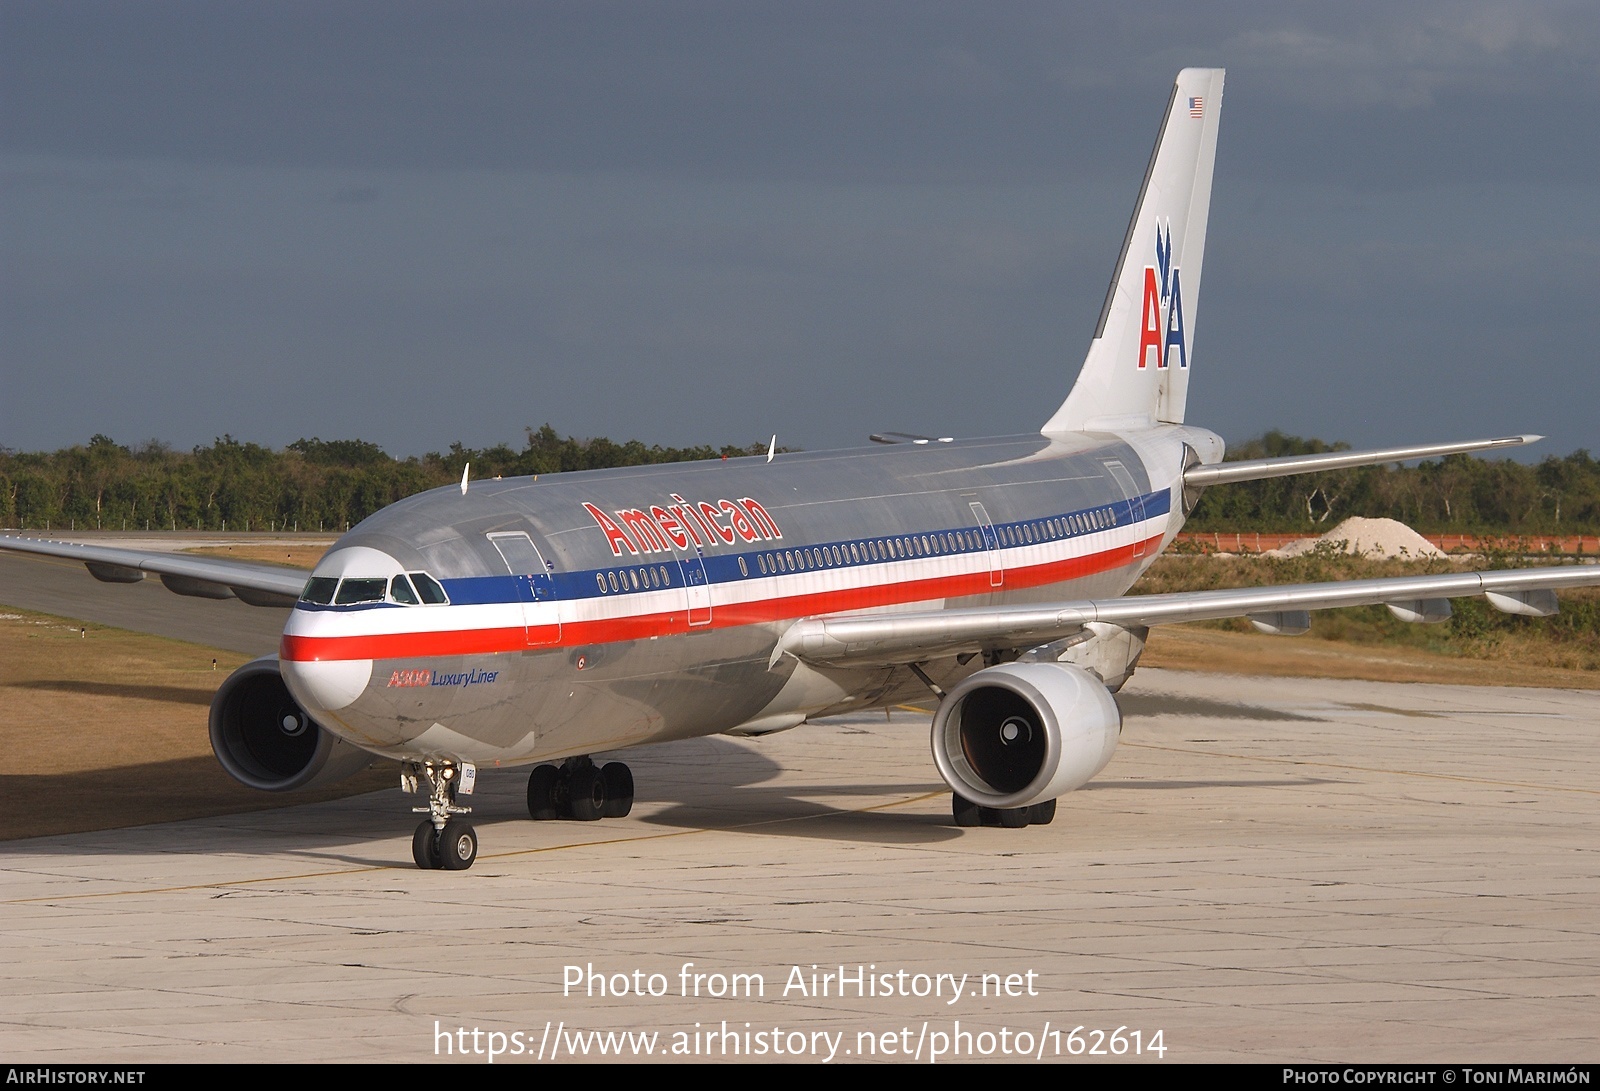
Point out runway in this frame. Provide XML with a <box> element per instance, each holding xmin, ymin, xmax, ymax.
<box><xmin>3</xmin><ymin>667</ymin><xmax>1596</xmax><ymax>1063</ymax></box>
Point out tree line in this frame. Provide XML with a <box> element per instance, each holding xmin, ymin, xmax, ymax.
<box><xmin>0</xmin><ymin>427</ymin><xmax>772</xmax><ymax>533</ymax></box>
<box><xmin>1185</xmin><ymin>432</ymin><xmax>1600</xmax><ymax>534</ymax></box>
<box><xmin>2</xmin><ymin>427</ymin><xmax>1595</xmax><ymax>534</ymax></box>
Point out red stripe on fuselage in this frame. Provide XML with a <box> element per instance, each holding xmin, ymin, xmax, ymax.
<box><xmin>280</xmin><ymin>625</ymin><xmax>528</xmax><ymax>663</ymax></box>
<box><xmin>279</xmin><ymin>533</ymin><xmax>1164</xmax><ymax>662</ymax></box>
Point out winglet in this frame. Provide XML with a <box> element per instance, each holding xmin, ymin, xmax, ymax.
<box><xmin>460</xmin><ymin>462</ymin><xmax>471</xmax><ymax>495</ymax></box>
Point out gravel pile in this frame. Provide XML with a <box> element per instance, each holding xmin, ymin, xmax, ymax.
<box><xmin>1269</xmin><ymin>516</ymin><xmax>1444</xmax><ymax>559</ymax></box>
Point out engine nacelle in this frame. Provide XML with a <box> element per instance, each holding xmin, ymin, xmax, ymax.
<box><xmin>209</xmin><ymin>656</ymin><xmax>375</xmax><ymax>791</ymax></box>
<box><xmin>930</xmin><ymin>662</ymin><xmax>1121</xmax><ymax>810</ymax></box>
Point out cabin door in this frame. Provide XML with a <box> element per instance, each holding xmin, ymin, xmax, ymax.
<box><xmin>1102</xmin><ymin>460</ymin><xmax>1150</xmax><ymax>559</ymax></box>
<box><xmin>968</xmin><ymin>501</ymin><xmax>1005</xmax><ymax>588</ymax></box>
<box><xmin>487</xmin><ymin>532</ymin><xmax>562</xmax><ymax>646</ymax></box>
<box><xmin>678</xmin><ymin>550</ymin><xmax>713</xmax><ymax>627</ymax></box>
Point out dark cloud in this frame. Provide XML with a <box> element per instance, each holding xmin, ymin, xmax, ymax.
<box><xmin>8</xmin><ymin>2</ymin><xmax>1595</xmax><ymax>185</ymax></box>
<box><xmin>2</xmin><ymin>2</ymin><xmax>1597</xmax><ymax>457</ymax></box>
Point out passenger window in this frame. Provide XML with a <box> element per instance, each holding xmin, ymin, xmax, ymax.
<box><xmin>596</xmin><ymin>574</ymin><xmax>607</xmax><ymax>593</ymax></box>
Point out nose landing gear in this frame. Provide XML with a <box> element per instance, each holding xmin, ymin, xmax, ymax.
<box><xmin>400</xmin><ymin>755</ymin><xmax>634</xmax><ymax>869</ymax></box>
<box><xmin>406</xmin><ymin>761</ymin><xmax>478</xmax><ymax>870</ymax></box>
<box><xmin>527</xmin><ymin>756</ymin><xmax>635</xmax><ymax>821</ymax></box>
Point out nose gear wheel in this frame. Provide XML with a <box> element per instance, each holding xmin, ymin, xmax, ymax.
<box><xmin>405</xmin><ymin>760</ymin><xmax>476</xmax><ymax>870</ymax></box>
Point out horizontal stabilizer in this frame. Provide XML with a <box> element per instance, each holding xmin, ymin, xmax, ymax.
<box><xmin>1184</xmin><ymin>435</ymin><xmax>1539</xmax><ymax>487</ymax></box>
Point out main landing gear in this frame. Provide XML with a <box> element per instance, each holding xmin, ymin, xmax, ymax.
<box><xmin>527</xmin><ymin>756</ymin><xmax>634</xmax><ymax>821</ymax></box>
<box><xmin>406</xmin><ymin>761</ymin><xmax>478</xmax><ymax>870</ymax></box>
<box><xmin>951</xmin><ymin>793</ymin><xmax>1057</xmax><ymax>829</ymax></box>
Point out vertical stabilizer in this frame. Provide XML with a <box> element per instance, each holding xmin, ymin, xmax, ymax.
<box><xmin>1042</xmin><ymin>68</ymin><xmax>1224</xmax><ymax>434</ymax></box>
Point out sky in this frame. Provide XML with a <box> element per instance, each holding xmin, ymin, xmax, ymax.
<box><xmin>3</xmin><ymin>2</ymin><xmax>1598</xmax><ymax>461</ymax></box>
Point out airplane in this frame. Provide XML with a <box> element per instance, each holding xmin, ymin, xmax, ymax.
<box><xmin>5</xmin><ymin>68</ymin><xmax>1597</xmax><ymax>871</ymax></box>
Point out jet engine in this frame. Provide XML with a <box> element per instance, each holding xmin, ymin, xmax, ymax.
<box><xmin>930</xmin><ymin>662</ymin><xmax>1121</xmax><ymax>810</ymax></box>
<box><xmin>209</xmin><ymin>656</ymin><xmax>374</xmax><ymax>791</ymax></box>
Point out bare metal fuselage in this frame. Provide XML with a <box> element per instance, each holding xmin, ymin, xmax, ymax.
<box><xmin>279</xmin><ymin>426</ymin><xmax>1203</xmax><ymax>767</ymax></box>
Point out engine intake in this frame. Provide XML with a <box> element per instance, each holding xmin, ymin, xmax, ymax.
<box><xmin>210</xmin><ymin>656</ymin><xmax>374</xmax><ymax>791</ymax></box>
<box><xmin>930</xmin><ymin>662</ymin><xmax>1121</xmax><ymax>809</ymax></box>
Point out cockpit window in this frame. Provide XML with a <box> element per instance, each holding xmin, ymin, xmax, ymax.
<box><xmin>389</xmin><ymin>575</ymin><xmax>420</xmax><ymax>605</ymax></box>
<box><xmin>409</xmin><ymin>572</ymin><xmax>449</xmax><ymax>605</ymax></box>
<box><xmin>334</xmin><ymin>578</ymin><xmax>388</xmax><ymax>605</ymax></box>
<box><xmin>300</xmin><ymin>577</ymin><xmax>338</xmax><ymax>605</ymax></box>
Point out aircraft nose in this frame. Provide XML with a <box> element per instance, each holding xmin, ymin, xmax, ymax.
<box><xmin>281</xmin><ymin>656</ymin><xmax>374</xmax><ymax>713</ymax></box>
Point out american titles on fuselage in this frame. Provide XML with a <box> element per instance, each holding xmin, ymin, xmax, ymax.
<box><xmin>584</xmin><ymin>493</ymin><xmax>784</xmax><ymax>558</ymax></box>
<box><xmin>1139</xmin><ymin>220</ymin><xmax>1187</xmax><ymax>371</ymax></box>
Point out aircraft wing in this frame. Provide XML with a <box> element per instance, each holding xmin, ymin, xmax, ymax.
<box><xmin>773</xmin><ymin>565</ymin><xmax>1600</xmax><ymax>667</ymax></box>
<box><xmin>0</xmin><ymin>534</ymin><xmax>305</xmax><ymax>608</ymax></box>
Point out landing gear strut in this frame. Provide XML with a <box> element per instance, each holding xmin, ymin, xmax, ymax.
<box><xmin>527</xmin><ymin>756</ymin><xmax>634</xmax><ymax>821</ymax></box>
<box><xmin>405</xmin><ymin>761</ymin><xmax>478</xmax><ymax>870</ymax></box>
<box><xmin>951</xmin><ymin>792</ymin><xmax>1056</xmax><ymax>829</ymax></box>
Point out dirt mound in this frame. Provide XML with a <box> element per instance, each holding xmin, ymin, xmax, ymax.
<box><xmin>1272</xmin><ymin>517</ymin><xmax>1443</xmax><ymax>559</ymax></box>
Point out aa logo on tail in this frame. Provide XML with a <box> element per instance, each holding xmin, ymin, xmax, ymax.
<box><xmin>1137</xmin><ymin>221</ymin><xmax>1187</xmax><ymax>370</ymax></box>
